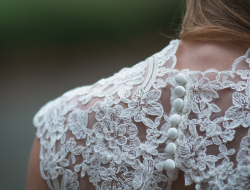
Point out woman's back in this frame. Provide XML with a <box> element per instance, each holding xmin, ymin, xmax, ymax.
<box><xmin>172</xmin><ymin>40</ymin><xmax>250</xmax><ymax>190</ymax></box>
<box><xmin>27</xmin><ymin>39</ymin><xmax>250</xmax><ymax>190</ymax></box>
<box><xmin>26</xmin><ymin>0</ymin><xmax>250</xmax><ymax>189</ymax></box>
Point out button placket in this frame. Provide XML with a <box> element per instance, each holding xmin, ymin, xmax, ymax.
<box><xmin>164</xmin><ymin>72</ymin><xmax>187</xmax><ymax>171</ymax></box>
<box><xmin>170</xmin><ymin>114</ymin><xmax>180</xmax><ymax>125</ymax></box>
<box><xmin>175</xmin><ymin>73</ymin><xmax>186</xmax><ymax>85</ymax></box>
<box><xmin>165</xmin><ymin>142</ymin><xmax>176</xmax><ymax>154</ymax></box>
<box><xmin>174</xmin><ymin>86</ymin><xmax>186</xmax><ymax>97</ymax></box>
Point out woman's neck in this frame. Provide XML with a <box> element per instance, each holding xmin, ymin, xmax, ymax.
<box><xmin>175</xmin><ymin>39</ymin><xmax>249</xmax><ymax>72</ymax></box>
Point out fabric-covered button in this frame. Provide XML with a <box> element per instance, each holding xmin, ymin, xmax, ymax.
<box><xmin>167</xmin><ymin>128</ymin><xmax>178</xmax><ymax>139</ymax></box>
<box><xmin>164</xmin><ymin>159</ymin><xmax>175</xmax><ymax>171</ymax></box>
<box><xmin>173</xmin><ymin>98</ymin><xmax>184</xmax><ymax>111</ymax></box>
<box><xmin>165</xmin><ymin>142</ymin><xmax>176</xmax><ymax>154</ymax></box>
<box><xmin>170</xmin><ymin>114</ymin><xmax>181</xmax><ymax>125</ymax></box>
<box><xmin>174</xmin><ymin>86</ymin><xmax>186</xmax><ymax>97</ymax></box>
<box><xmin>175</xmin><ymin>73</ymin><xmax>186</xmax><ymax>85</ymax></box>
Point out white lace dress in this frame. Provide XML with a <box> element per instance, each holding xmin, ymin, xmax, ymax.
<box><xmin>33</xmin><ymin>39</ymin><xmax>250</xmax><ymax>190</ymax></box>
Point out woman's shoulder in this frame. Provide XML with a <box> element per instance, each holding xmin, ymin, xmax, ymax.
<box><xmin>31</xmin><ymin>40</ymin><xmax>182</xmax><ymax>189</ymax></box>
<box><xmin>33</xmin><ymin>60</ymin><xmax>147</xmax><ymax>127</ymax></box>
<box><xmin>30</xmin><ymin>38</ymin><xmax>250</xmax><ymax>190</ymax></box>
<box><xmin>33</xmin><ymin>39</ymin><xmax>180</xmax><ymax>130</ymax></box>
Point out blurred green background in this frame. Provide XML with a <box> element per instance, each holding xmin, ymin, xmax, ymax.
<box><xmin>0</xmin><ymin>1</ymin><xmax>183</xmax><ymax>189</ymax></box>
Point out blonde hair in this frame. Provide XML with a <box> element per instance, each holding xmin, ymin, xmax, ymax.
<box><xmin>179</xmin><ymin>0</ymin><xmax>250</xmax><ymax>47</ymax></box>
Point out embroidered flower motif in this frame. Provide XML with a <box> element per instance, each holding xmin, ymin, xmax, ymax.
<box><xmin>139</xmin><ymin>140</ymin><xmax>159</xmax><ymax>156</ymax></box>
<box><xmin>99</xmin><ymin>161</ymin><xmax>135</xmax><ymax>190</ymax></box>
<box><xmin>188</xmin><ymin>169</ymin><xmax>205</xmax><ymax>184</ymax></box>
<box><xmin>236</xmin><ymin>136</ymin><xmax>250</xmax><ymax>166</ymax></box>
<box><xmin>224</xmin><ymin>92</ymin><xmax>250</xmax><ymax>128</ymax></box>
<box><xmin>89</xmin><ymin>169</ymin><xmax>102</xmax><ymax>186</ymax></box>
<box><xmin>41</xmin><ymin>99</ymin><xmax>77</xmax><ymax>143</ymax></box>
<box><xmin>121</xmin><ymin>88</ymin><xmax>163</xmax><ymax>122</ymax></box>
<box><xmin>138</xmin><ymin>158</ymin><xmax>169</xmax><ymax>190</ymax></box>
<box><xmin>64</xmin><ymin>138</ymin><xmax>85</xmax><ymax>164</ymax></box>
<box><xmin>93</xmin><ymin>103</ymin><xmax>140</xmax><ymax>164</ymax></box>
<box><xmin>189</xmin><ymin>77</ymin><xmax>220</xmax><ymax>103</ymax></box>
<box><xmin>45</xmin><ymin>99</ymin><xmax>76</xmax><ymax>133</ymax></box>
<box><xmin>41</xmin><ymin>150</ymin><xmax>66</xmax><ymax>180</ymax></box>
<box><xmin>106</xmin><ymin>122</ymin><xmax>138</xmax><ymax>149</ymax></box>
<box><xmin>93</xmin><ymin>104</ymin><xmax>123</xmax><ymax>139</ymax></box>
<box><xmin>220</xmin><ymin>128</ymin><xmax>235</xmax><ymax>143</ymax></box>
<box><xmin>74</xmin><ymin>145</ymin><xmax>96</xmax><ymax>178</ymax></box>
<box><xmin>66</xmin><ymin>138</ymin><xmax>77</xmax><ymax>152</ymax></box>
<box><xmin>153</xmin><ymin>78</ymin><xmax>167</xmax><ymax>89</ymax></box>
<box><xmin>92</xmin><ymin>97</ymin><xmax>114</xmax><ymax>122</ymax></box>
<box><xmin>45</xmin><ymin>107</ymin><xmax>65</xmax><ymax>133</ymax></box>
<box><xmin>205</xmin><ymin>122</ymin><xmax>222</xmax><ymax>137</ymax></box>
<box><xmin>116</xmin><ymin>64</ymin><xmax>145</xmax><ymax>99</ymax></box>
<box><xmin>62</xmin><ymin>169</ymin><xmax>79</xmax><ymax>190</ymax></box>
<box><xmin>67</xmin><ymin>108</ymin><xmax>95</xmax><ymax>146</ymax></box>
<box><xmin>217</xmin><ymin>158</ymin><xmax>234</xmax><ymax>180</ymax></box>
<box><xmin>218</xmin><ymin>144</ymin><xmax>235</xmax><ymax>159</ymax></box>
<box><xmin>145</xmin><ymin>119</ymin><xmax>168</xmax><ymax>143</ymax></box>
<box><xmin>178</xmin><ymin>136</ymin><xmax>218</xmax><ymax>171</ymax></box>
<box><xmin>143</xmin><ymin>177</ymin><xmax>165</xmax><ymax>190</ymax></box>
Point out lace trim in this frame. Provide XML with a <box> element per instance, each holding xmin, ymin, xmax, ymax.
<box><xmin>33</xmin><ymin>39</ymin><xmax>250</xmax><ymax>190</ymax></box>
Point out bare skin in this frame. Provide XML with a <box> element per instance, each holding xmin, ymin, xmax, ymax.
<box><xmin>26</xmin><ymin>137</ymin><xmax>49</xmax><ymax>190</ymax></box>
<box><xmin>26</xmin><ymin>39</ymin><xmax>249</xmax><ymax>190</ymax></box>
<box><xmin>175</xmin><ymin>39</ymin><xmax>248</xmax><ymax>72</ymax></box>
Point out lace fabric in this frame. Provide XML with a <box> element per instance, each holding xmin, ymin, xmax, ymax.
<box><xmin>33</xmin><ymin>39</ymin><xmax>250</xmax><ymax>190</ymax></box>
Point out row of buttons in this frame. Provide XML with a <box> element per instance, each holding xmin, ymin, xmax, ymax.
<box><xmin>164</xmin><ymin>73</ymin><xmax>187</xmax><ymax>171</ymax></box>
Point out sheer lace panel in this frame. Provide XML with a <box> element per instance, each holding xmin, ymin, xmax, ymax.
<box><xmin>33</xmin><ymin>40</ymin><xmax>250</xmax><ymax>190</ymax></box>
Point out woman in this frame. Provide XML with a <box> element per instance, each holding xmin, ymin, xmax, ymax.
<box><xmin>26</xmin><ymin>0</ymin><xmax>250</xmax><ymax>189</ymax></box>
